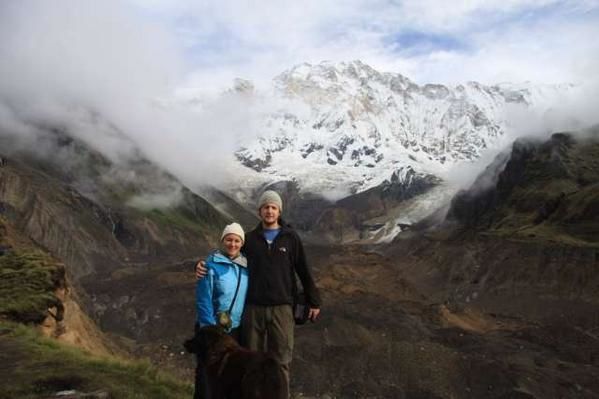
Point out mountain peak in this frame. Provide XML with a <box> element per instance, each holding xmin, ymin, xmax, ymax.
<box><xmin>233</xmin><ymin>61</ymin><xmax>573</xmax><ymax>196</ymax></box>
<box><xmin>275</xmin><ymin>59</ymin><xmax>415</xmax><ymax>93</ymax></box>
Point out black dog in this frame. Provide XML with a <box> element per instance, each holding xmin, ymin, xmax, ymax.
<box><xmin>184</xmin><ymin>325</ymin><xmax>287</xmax><ymax>399</ymax></box>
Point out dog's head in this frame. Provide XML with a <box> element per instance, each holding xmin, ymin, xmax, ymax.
<box><xmin>183</xmin><ymin>325</ymin><xmax>237</xmax><ymax>362</ymax></box>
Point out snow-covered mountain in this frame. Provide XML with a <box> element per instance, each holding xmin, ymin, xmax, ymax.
<box><xmin>231</xmin><ymin>60</ymin><xmax>573</xmax><ymax>198</ymax></box>
<box><xmin>168</xmin><ymin>60</ymin><xmax>578</xmax><ymax>242</ymax></box>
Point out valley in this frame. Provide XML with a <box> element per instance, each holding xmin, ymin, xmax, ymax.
<box><xmin>1</xmin><ymin>122</ymin><xmax>598</xmax><ymax>398</ymax></box>
<box><xmin>75</xmin><ymin>235</ymin><xmax>599</xmax><ymax>398</ymax></box>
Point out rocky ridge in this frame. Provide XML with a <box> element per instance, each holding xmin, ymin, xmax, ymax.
<box><xmin>446</xmin><ymin>128</ymin><xmax>599</xmax><ymax>246</ymax></box>
<box><xmin>0</xmin><ymin>130</ymin><xmax>229</xmax><ymax>279</ymax></box>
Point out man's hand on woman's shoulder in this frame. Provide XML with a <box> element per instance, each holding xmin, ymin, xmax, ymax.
<box><xmin>195</xmin><ymin>260</ymin><xmax>207</xmax><ymax>279</ymax></box>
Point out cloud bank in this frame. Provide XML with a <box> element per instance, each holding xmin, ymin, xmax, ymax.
<box><xmin>0</xmin><ymin>0</ymin><xmax>259</xmax><ymax>190</ymax></box>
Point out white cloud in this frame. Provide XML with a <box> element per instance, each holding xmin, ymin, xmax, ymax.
<box><xmin>381</xmin><ymin>19</ymin><xmax>599</xmax><ymax>85</ymax></box>
<box><xmin>0</xmin><ymin>0</ymin><xmax>261</xmax><ymax>189</ymax></box>
<box><xmin>125</xmin><ymin>0</ymin><xmax>599</xmax><ymax>88</ymax></box>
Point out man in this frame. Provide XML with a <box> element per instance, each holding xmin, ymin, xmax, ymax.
<box><xmin>196</xmin><ymin>190</ymin><xmax>321</xmax><ymax>395</ymax></box>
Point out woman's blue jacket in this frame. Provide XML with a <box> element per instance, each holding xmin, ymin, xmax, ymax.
<box><xmin>195</xmin><ymin>250</ymin><xmax>248</xmax><ymax>330</ymax></box>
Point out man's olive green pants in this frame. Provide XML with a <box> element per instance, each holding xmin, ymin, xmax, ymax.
<box><xmin>243</xmin><ymin>304</ymin><xmax>294</xmax><ymax>397</ymax></box>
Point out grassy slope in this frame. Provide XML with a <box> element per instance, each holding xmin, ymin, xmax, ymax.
<box><xmin>145</xmin><ymin>207</ymin><xmax>215</xmax><ymax>236</ymax></box>
<box><xmin>0</xmin><ymin>218</ymin><xmax>192</xmax><ymax>398</ymax></box>
<box><xmin>0</xmin><ymin>321</ymin><xmax>192</xmax><ymax>399</ymax></box>
<box><xmin>0</xmin><ymin>250</ymin><xmax>63</xmax><ymax>324</ymax></box>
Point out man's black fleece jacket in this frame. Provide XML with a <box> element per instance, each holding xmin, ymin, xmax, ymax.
<box><xmin>243</xmin><ymin>222</ymin><xmax>321</xmax><ymax>308</ymax></box>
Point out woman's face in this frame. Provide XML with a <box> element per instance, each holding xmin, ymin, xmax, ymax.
<box><xmin>222</xmin><ymin>234</ymin><xmax>243</xmax><ymax>258</ymax></box>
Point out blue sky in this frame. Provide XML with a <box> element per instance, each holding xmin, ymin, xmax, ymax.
<box><xmin>385</xmin><ymin>31</ymin><xmax>471</xmax><ymax>56</ymax></box>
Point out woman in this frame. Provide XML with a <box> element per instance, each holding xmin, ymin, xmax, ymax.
<box><xmin>193</xmin><ymin>222</ymin><xmax>248</xmax><ymax>398</ymax></box>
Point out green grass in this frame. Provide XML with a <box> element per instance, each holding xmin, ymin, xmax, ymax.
<box><xmin>488</xmin><ymin>223</ymin><xmax>599</xmax><ymax>249</ymax></box>
<box><xmin>0</xmin><ymin>321</ymin><xmax>193</xmax><ymax>399</ymax></box>
<box><xmin>487</xmin><ymin>178</ymin><xmax>599</xmax><ymax>248</ymax></box>
<box><xmin>0</xmin><ymin>249</ymin><xmax>63</xmax><ymax>323</ymax></box>
<box><xmin>145</xmin><ymin>207</ymin><xmax>219</xmax><ymax>238</ymax></box>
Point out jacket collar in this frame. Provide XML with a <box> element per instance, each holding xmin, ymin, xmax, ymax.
<box><xmin>253</xmin><ymin>218</ymin><xmax>293</xmax><ymax>235</ymax></box>
<box><xmin>212</xmin><ymin>250</ymin><xmax>248</xmax><ymax>268</ymax></box>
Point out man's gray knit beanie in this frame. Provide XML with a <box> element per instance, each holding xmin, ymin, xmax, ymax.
<box><xmin>258</xmin><ymin>190</ymin><xmax>283</xmax><ymax>212</ymax></box>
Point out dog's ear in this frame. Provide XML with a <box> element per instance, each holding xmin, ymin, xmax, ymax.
<box><xmin>201</xmin><ymin>325</ymin><xmax>227</xmax><ymax>343</ymax></box>
<box><xmin>205</xmin><ymin>324</ymin><xmax>227</xmax><ymax>335</ymax></box>
<box><xmin>183</xmin><ymin>336</ymin><xmax>198</xmax><ymax>354</ymax></box>
<box><xmin>215</xmin><ymin>324</ymin><xmax>227</xmax><ymax>334</ymax></box>
<box><xmin>194</xmin><ymin>327</ymin><xmax>216</xmax><ymax>359</ymax></box>
<box><xmin>183</xmin><ymin>326</ymin><xmax>217</xmax><ymax>355</ymax></box>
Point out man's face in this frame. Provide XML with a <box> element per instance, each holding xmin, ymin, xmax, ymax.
<box><xmin>259</xmin><ymin>203</ymin><xmax>280</xmax><ymax>226</ymax></box>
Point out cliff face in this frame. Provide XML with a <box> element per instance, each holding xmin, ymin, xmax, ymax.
<box><xmin>0</xmin><ymin>140</ymin><xmax>229</xmax><ymax>280</ymax></box>
<box><xmin>0</xmin><ymin>159</ymin><xmax>127</xmax><ymax>279</ymax></box>
<box><xmin>447</xmin><ymin>130</ymin><xmax>599</xmax><ymax>246</ymax></box>
<box><xmin>407</xmin><ymin>130</ymin><xmax>599</xmax><ymax>308</ymax></box>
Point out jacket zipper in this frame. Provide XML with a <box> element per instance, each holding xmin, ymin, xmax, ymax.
<box><xmin>262</xmin><ymin>228</ymin><xmax>284</xmax><ymax>257</ymax></box>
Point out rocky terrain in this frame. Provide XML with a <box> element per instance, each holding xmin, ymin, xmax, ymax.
<box><xmin>286</xmin><ymin>130</ymin><xmax>599</xmax><ymax>398</ymax></box>
<box><xmin>287</xmin><ymin>239</ymin><xmax>599</xmax><ymax>398</ymax></box>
